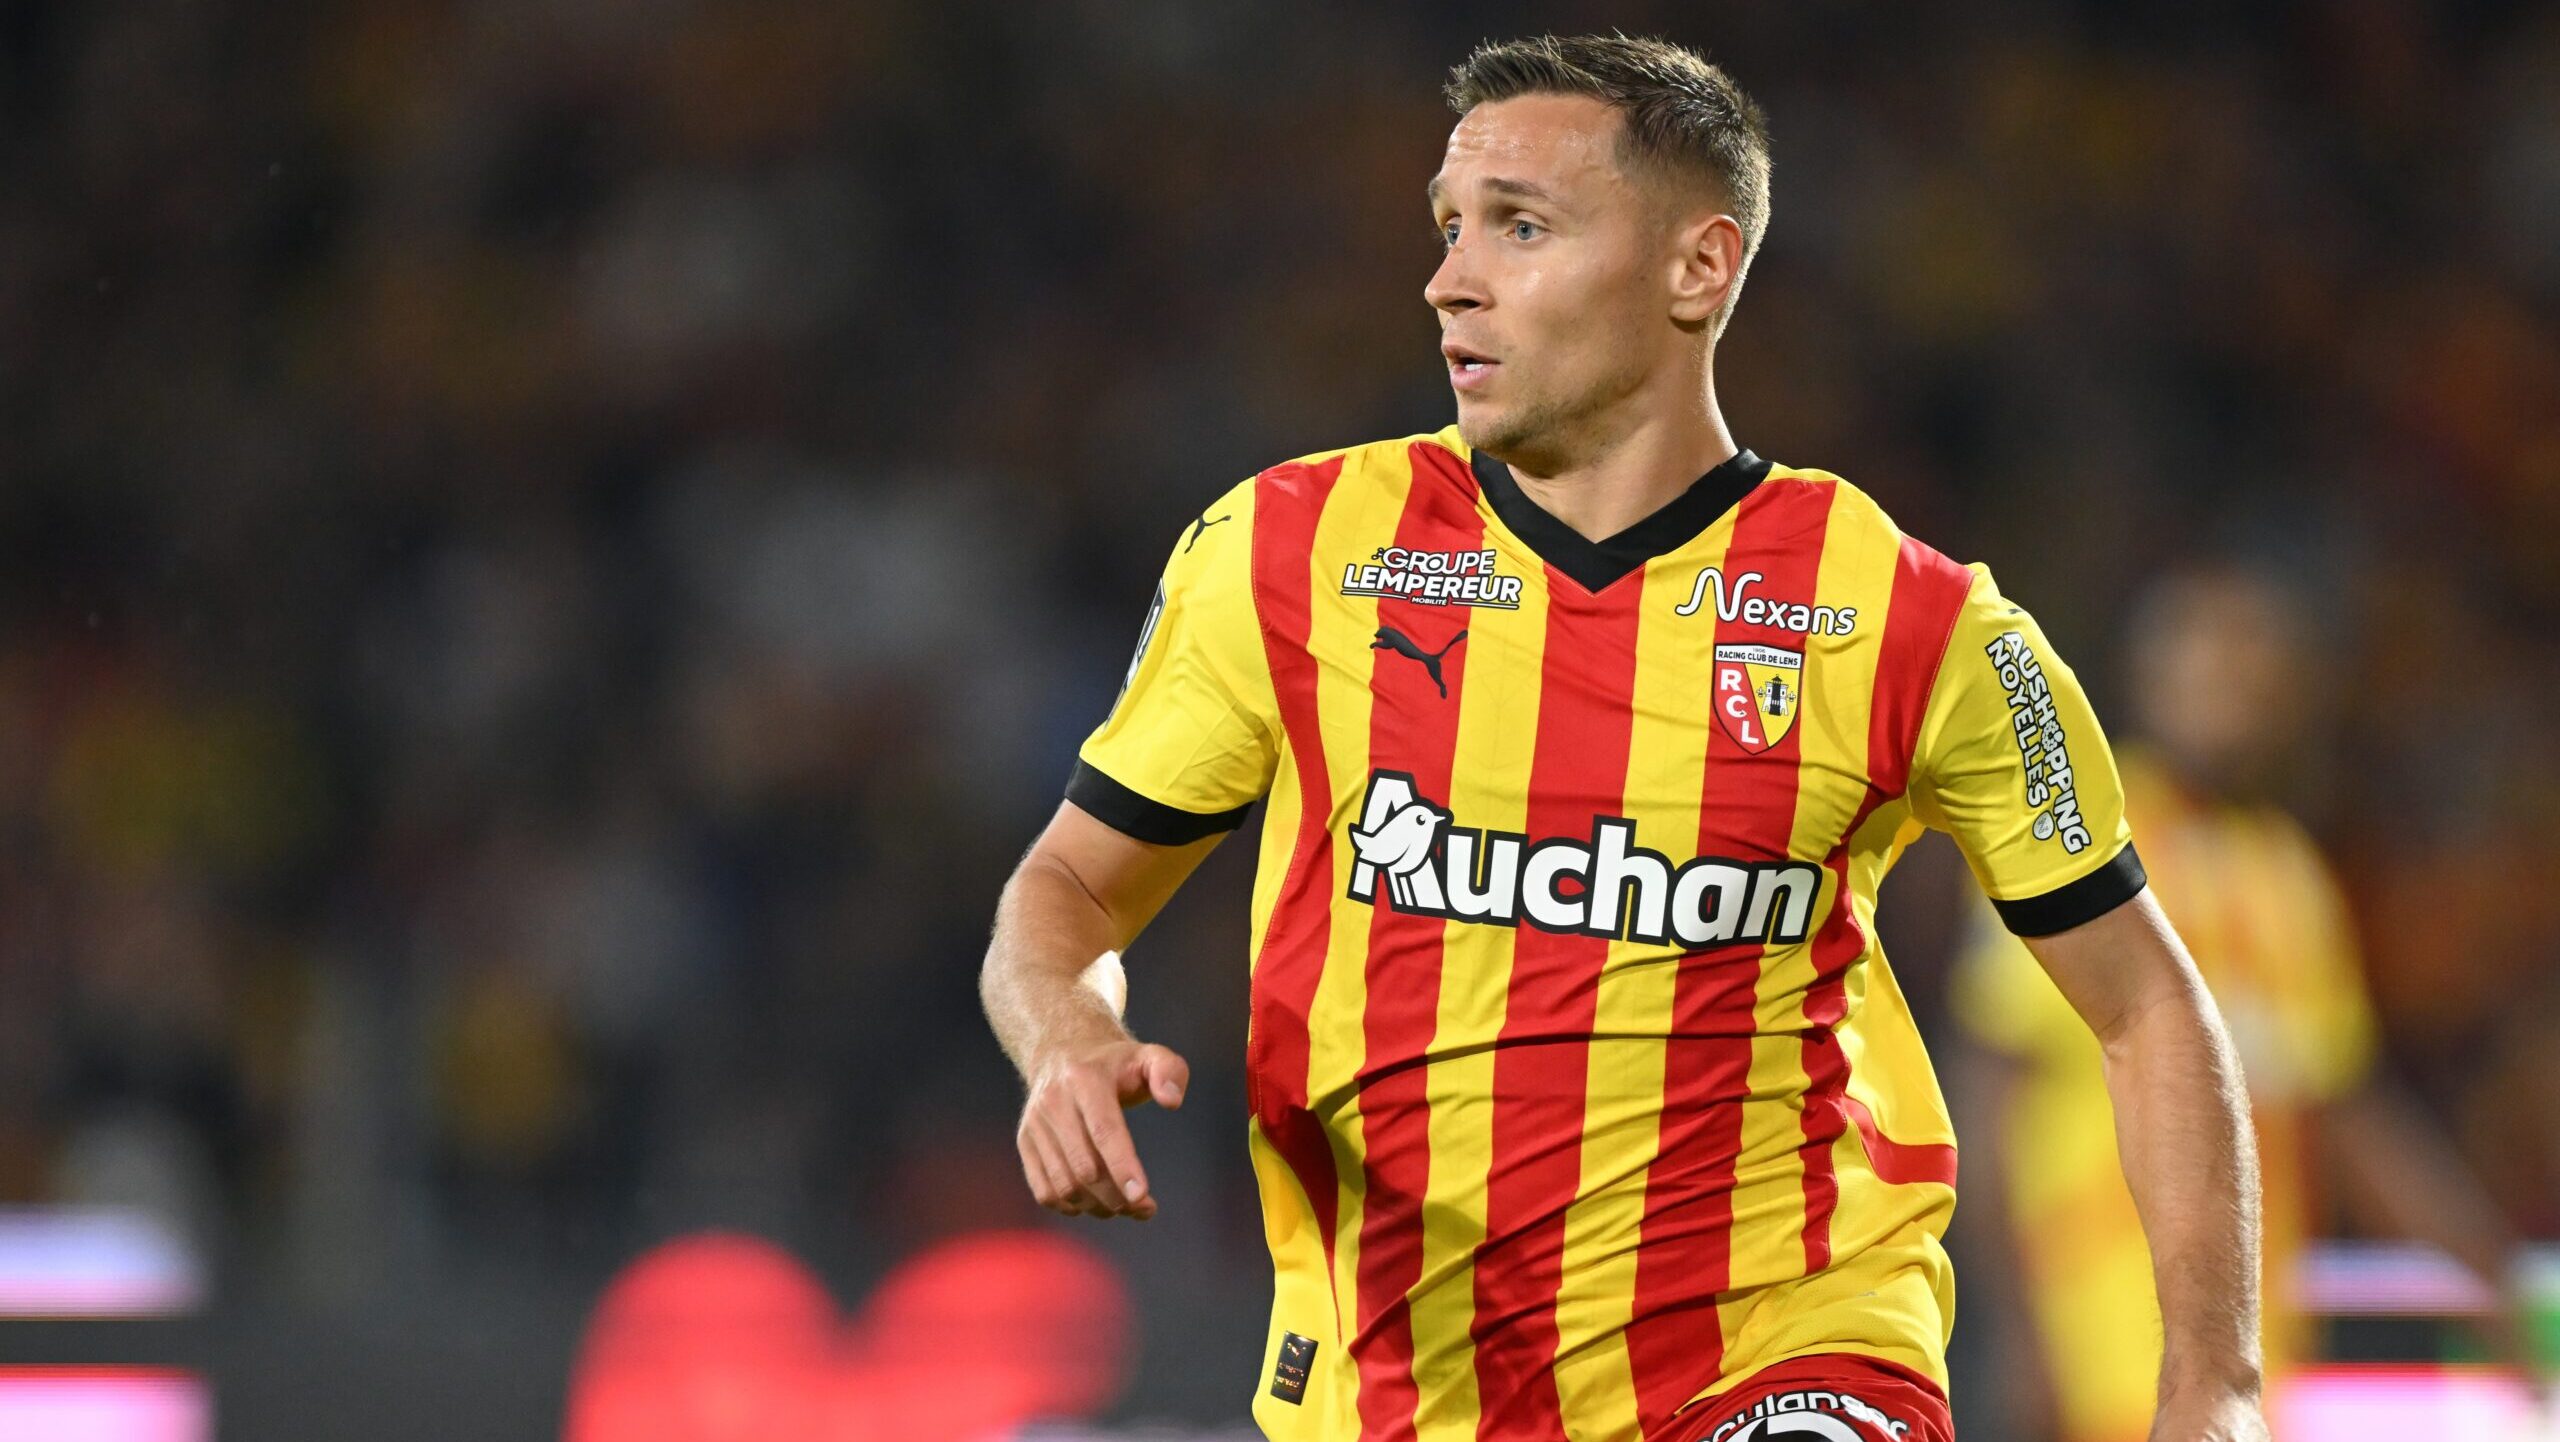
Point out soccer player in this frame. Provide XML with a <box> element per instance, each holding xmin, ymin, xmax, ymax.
<box><xmin>982</xmin><ymin>34</ymin><xmax>2269</xmax><ymax>1442</ymax></box>
<box><xmin>1953</xmin><ymin>566</ymin><xmax>2530</xmax><ymax>1442</ymax></box>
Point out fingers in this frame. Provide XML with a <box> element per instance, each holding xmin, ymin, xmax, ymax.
<box><xmin>1019</xmin><ymin>1113</ymin><xmax>1089</xmax><ymax>1215</ymax></box>
<box><xmin>1052</xmin><ymin>1105</ymin><xmax>1146</xmax><ymax>1219</ymax></box>
<box><xmin>1043</xmin><ymin>1111</ymin><xmax>1131</xmax><ymax>1218</ymax></box>
<box><xmin>1071</xmin><ymin>1083</ymin><xmax>1156</xmax><ymax>1218</ymax></box>
<box><xmin>1017</xmin><ymin>1044</ymin><xmax>1176</xmax><ymax>1221</ymax></box>
<box><xmin>1136</xmin><ymin>1044</ymin><xmax>1190</xmax><ymax>1110</ymax></box>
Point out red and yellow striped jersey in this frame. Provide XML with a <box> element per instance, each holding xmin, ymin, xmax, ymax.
<box><xmin>1070</xmin><ymin>427</ymin><xmax>2143</xmax><ymax>1441</ymax></box>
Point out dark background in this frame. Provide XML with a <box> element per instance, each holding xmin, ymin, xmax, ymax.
<box><xmin>0</xmin><ymin>1</ymin><xmax>2554</xmax><ymax>1436</ymax></box>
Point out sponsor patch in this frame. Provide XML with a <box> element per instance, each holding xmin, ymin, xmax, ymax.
<box><xmin>1115</xmin><ymin>582</ymin><xmax>1165</xmax><ymax>706</ymax></box>
<box><xmin>1344</xmin><ymin>770</ymin><xmax>1822</xmax><ymax>948</ymax></box>
<box><xmin>1702</xmin><ymin>1386</ymin><xmax>1912</xmax><ymax>1440</ymax></box>
<box><xmin>1676</xmin><ymin>565</ymin><xmax>1858</xmax><ymax>635</ymax></box>
<box><xmin>1269</xmin><ymin>1331</ymin><xmax>1318</xmax><ymax>1405</ymax></box>
<box><xmin>1341</xmin><ymin>545</ymin><xmax>1523</xmax><ymax>609</ymax></box>
<box><xmin>1985</xmin><ymin>629</ymin><xmax>2092</xmax><ymax>853</ymax></box>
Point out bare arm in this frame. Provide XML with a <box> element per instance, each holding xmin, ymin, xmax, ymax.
<box><xmin>2024</xmin><ymin>888</ymin><xmax>2269</xmax><ymax>1442</ymax></box>
<box><xmin>981</xmin><ymin>799</ymin><xmax>1225</xmax><ymax>1221</ymax></box>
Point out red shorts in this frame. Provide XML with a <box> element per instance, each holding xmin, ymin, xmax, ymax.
<box><xmin>1665</xmin><ymin>1353</ymin><xmax>1954</xmax><ymax>1442</ymax></box>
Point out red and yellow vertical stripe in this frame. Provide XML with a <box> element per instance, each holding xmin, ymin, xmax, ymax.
<box><xmin>1241</xmin><ymin>432</ymin><xmax>1976</xmax><ymax>1441</ymax></box>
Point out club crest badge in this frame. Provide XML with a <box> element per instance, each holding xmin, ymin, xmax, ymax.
<box><xmin>1713</xmin><ymin>642</ymin><xmax>1802</xmax><ymax>754</ymax></box>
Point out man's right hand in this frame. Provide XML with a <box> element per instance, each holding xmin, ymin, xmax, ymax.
<box><xmin>1017</xmin><ymin>1040</ymin><xmax>1191</xmax><ymax>1220</ymax></box>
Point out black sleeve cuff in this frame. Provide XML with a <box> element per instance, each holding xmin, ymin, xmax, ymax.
<box><xmin>1992</xmin><ymin>842</ymin><xmax>2148</xmax><ymax>937</ymax></box>
<box><xmin>1065</xmin><ymin>760</ymin><xmax>1253</xmax><ymax>845</ymax></box>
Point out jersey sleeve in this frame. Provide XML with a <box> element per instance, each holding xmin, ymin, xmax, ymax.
<box><xmin>1908</xmin><ymin>565</ymin><xmax>2145</xmax><ymax>936</ymax></box>
<box><xmin>1066</xmin><ymin>478</ymin><xmax>1279</xmax><ymax>844</ymax></box>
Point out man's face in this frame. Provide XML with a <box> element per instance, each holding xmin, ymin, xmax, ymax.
<box><xmin>1426</xmin><ymin>94</ymin><xmax>1690</xmax><ymax>467</ymax></box>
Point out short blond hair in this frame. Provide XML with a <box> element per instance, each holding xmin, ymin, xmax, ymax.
<box><xmin>1446</xmin><ymin>34</ymin><xmax>1773</xmax><ymax>331</ymax></box>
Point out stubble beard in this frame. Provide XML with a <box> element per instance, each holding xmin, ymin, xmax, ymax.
<box><xmin>1459</xmin><ymin>361</ymin><xmax>1641</xmax><ymax>478</ymax></box>
<box><xmin>1464</xmin><ymin>384</ymin><xmax>1576</xmax><ymax>473</ymax></box>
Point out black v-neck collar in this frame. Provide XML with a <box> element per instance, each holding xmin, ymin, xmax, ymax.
<box><xmin>1470</xmin><ymin>446</ymin><xmax>1771</xmax><ymax>593</ymax></box>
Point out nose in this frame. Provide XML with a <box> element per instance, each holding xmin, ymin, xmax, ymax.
<box><xmin>1425</xmin><ymin>235</ymin><xmax>1485</xmax><ymax>316</ymax></box>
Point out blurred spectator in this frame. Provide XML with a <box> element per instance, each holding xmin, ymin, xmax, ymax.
<box><xmin>1950</xmin><ymin>566</ymin><xmax>2531</xmax><ymax>1441</ymax></box>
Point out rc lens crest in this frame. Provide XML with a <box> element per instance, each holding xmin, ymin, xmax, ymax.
<box><xmin>1713</xmin><ymin>643</ymin><xmax>1801</xmax><ymax>754</ymax></box>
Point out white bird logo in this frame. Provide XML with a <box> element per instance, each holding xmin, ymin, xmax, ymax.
<box><xmin>1347</xmin><ymin>797</ymin><xmax>1447</xmax><ymax>908</ymax></box>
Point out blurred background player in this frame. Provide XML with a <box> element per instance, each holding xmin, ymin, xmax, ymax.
<box><xmin>1951</xmin><ymin>564</ymin><xmax>2532</xmax><ymax>1442</ymax></box>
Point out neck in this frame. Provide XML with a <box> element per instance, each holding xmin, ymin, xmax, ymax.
<box><xmin>1500</xmin><ymin>367</ymin><xmax>1737</xmax><ymax>542</ymax></box>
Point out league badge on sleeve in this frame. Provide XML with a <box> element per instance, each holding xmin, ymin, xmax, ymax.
<box><xmin>1713</xmin><ymin>643</ymin><xmax>1802</xmax><ymax>754</ymax></box>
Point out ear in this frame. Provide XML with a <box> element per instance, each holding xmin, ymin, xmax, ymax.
<box><xmin>1666</xmin><ymin>212</ymin><xmax>1744</xmax><ymax>328</ymax></box>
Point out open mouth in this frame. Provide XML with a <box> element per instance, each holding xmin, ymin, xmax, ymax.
<box><xmin>1443</xmin><ymin>343</ymin><xmax>1497</xmax><ymax>383</ymax></box>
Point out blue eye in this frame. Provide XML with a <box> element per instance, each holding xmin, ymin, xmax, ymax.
<box><xmin>1510</xmin><ymin>219</ymin><xmax>1541</xmax><ymax>241</ymax></box>
<box><xmin>1441</xmin><ymin>220</ymin><xmax>1460</xmax><ymax>248</ymax></box>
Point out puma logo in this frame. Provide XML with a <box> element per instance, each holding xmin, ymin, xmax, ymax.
<box><xmin>1182</xmin><ymin>512</ymin><xmax>1232</xmax><ymax>552</ymax></box>
<box><xmin>1371</xmin><ymin>625</ymin><xmax>1466</xmax><ymax>698</ymax></box>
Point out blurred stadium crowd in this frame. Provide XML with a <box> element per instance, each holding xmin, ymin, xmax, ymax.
<box><xmin>0</xmin><ymin>0</ymin><xmax>2555</xmax><ymax>1435</ymax></box>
